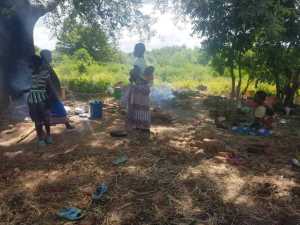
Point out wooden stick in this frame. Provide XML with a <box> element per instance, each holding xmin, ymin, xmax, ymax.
<box><xmin>16</xmin><ymin>128</ymin><xmax>35</xmax><ymax>144</ymax></box>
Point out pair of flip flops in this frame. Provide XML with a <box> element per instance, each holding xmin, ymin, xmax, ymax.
<box><xmin>58</xmin><ymin>184</ymin><xmax>108</xmax><ymax>221</ymax></box>
<box><xmin>57</xmin><ymin>207</ymin><xmax>84</xmax><ymax>221</ymax></box>
<box><xmin>38</xmin><ymin>137</ymin><xmax>54</xmax><ymax>147</ymax></box>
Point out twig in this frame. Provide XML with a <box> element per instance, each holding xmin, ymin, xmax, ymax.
<box><xmin>16</xmin><ymin>128</ymin><xmax>35</xmax><ymax>144</ymax></box>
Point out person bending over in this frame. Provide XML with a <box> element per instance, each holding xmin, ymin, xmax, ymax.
<box><xmin>40</xmin><ymin>49</ymin><xmax>74</xmax><ymax>130</ymax></box>
<box><xmin>28</xmin><ymin>55</ymin><xmax>55</xmax><ymax>147</ymax></box>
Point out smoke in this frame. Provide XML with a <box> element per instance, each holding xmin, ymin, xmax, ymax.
<box><xmin>150</xmin><ymin>85</ymin><xmax>175</xmax><ymax>106</ymax></box>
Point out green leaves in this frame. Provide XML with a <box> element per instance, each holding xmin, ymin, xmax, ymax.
<box><xmin>179</xmin><ymin>0</ymin><xmax>300</xmax><ymax>99</ymax></box>
<box><xmin>45</xmin><ymin>0</ymin><xmax>149</xmax><ymax>39</ymax></box>
<box><xmin>56</xmin><ymin>19</ymin><xmax>118</xmax><ymax>62</ymax></box>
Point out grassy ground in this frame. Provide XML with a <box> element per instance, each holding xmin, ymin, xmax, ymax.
<box><xmin>0</xmin><ymin>93</ymin><xmax>299</xmax><ymax>225</ymax></box>
<box><xmin>55</xmin><ymin>61</ymin><xmax>276</xmax><ymax>97</ymax></box>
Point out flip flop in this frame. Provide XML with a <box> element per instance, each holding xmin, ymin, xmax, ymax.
<box><xmin>92</xmin><ymin>183</ymin><xmax>108</xmax><ymax>200</ymax></box>
<box><xmin>291</xmin><ymin>159</ymin><xmax>300</xmax><ymax>168</ymax></box>
<box><xmin>256</xmin><ymin>128</ymin><xmax>271</xmax><ymax>137</ymax></box>
<box><xmin>45</xmin><ymin>136</ymin><xmax>54</xmax><ymax>144</ymax></box>
<box><xmin>37</xmin><ymin>140</ymin><xmax>47</xmax><ymax>147</ymax></box>
<box><xmin>110</xmin><ymin>130</ymin><xmax>128</xmax><ymax>137</ymax></box>
<box><xmin>112</xmin><ymin>155</ymin><xmax>128</xmax><ymax>165</ymax></box>
<box><xmin>57</xmin><ymin>207</ymin><xmax>84</xmax><ymax>221</ymax></box>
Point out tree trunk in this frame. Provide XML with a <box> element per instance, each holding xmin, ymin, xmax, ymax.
<box><xmin>0</xmin><ymin>1</ymin><xmax>56</xmax><ymax>112</ymax></box>
<box><xmin>236</xmin><ymin>58</ymin><xmax>242</xmax><ymax>99</ymax></box>
<box><xmin>0</xmin><ymin>5</ymin><xmax>36</xmax><ymax>95</ymax></box>
<box><xmin>284</xmin><ymin>73</ymin><xmax>299</xmax><ymax>107</ymax></box>
<box><xmin>230</xmin><ymin>65</ymin><xmax>236</xmax><ymax>99</ymax></box>
<box><xmin>255</xmin><ymin>79</ymin><xmax>259</xmax><ymax>88</ymax></box>
<box><xmin>0</xmin><ymin>66</ymin><xmax>9</xmax><ymax>111</ymax></box>
<box><xmin>274</xmin><ymin>73</ymin><xmax>282</xmax><ymax>100</ymax></box>
<box><xmin>242</xmin><ymin>77</ymin><xmax>253</xmax><ymax>96</ymax></box>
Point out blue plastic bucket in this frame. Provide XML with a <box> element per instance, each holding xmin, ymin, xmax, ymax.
<box><xmin>89</xmin><ymin>100</ymin><xmax>103</xmax><ymax>119</ymax></box>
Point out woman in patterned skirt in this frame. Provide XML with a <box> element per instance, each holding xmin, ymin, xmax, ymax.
<box><xmin>40</xmin><ymin>50</ymin><xmax>74</xmax><ymax>129</ymax></box>
<box><xmin>28</xmin><ymin>55</ymin><xmax>56</xmax><ymax>147</ymax></box>
<box><xmin>127</xmin><ymin>43</ymin><xmax>154</xmax><ymax>133</ymax></box>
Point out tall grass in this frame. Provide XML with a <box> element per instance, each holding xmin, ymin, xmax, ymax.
<box><xmin>53</xmin><ymin>50</ymin><xmax>275</xmax><ymax>96</ymax></box>
<box><xmin>55</xmin><ymin>57</ymin><xmax>130</xmax><ymax>93</ymax></box>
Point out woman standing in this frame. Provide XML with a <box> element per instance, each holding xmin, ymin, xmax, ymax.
<box><xmin>126</xmin><ymin>43</ymin><xmax>153</xmax><ymax>133</ymax></box>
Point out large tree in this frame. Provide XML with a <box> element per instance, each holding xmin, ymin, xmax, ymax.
<box><xmin>56</xmin><ymin>19</ymin><xmax>116</xmax><ymax>62</ymax></box>
<box><xmin>178</xmin><ymin>0</ymin><xmax>300</xmax><ymax>101</ymax></box>
<box><xmin>0</xmin><ymin>0</ymin><xmax>147</xmax><ymax>107</ymax></box>
<box><xmin>177</xmin><ymin>0</ymin><xmax>261</xmax><ymax>98</ymax></box>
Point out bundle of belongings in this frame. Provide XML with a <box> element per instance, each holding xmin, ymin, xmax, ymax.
<box><xmin>246</xmin><ymin>91</ymin><xmax>276</xmax><ymax>129</ymax></box>
<box><xmin>232</xmin><ymin>91</ymin><xmax>276</xmax><ymax>137</ymax></box>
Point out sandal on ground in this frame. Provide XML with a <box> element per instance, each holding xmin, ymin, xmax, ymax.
<box><xmin>110</xmin><ymin>130</ymin><xmax>128</xmax><ymax>137</ymax></box>
<box><xmin>57</xmin><ymin>207</ymin><xmax>84</xmax><ymax>221</ymax></box>
<box><xmin>112</xmin><ymin>155</ymin><xmax>128</xmax><ymax>165</ymax></box>
<box><xmin>45</xmin><ymin>136</ymin><xmax>54</xmax><ymax>144</ymax></box>
<box><xmin>92</xmin><ymin>183</ymin><xmax>108</xmax><ymax>200</ymax></box>
<box><xmin>37</xmin><ymin>140</ymin><xmax>47</xmax><ymax>147</ymax></box>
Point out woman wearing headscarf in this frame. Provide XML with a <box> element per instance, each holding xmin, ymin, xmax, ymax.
<box><xmin>126</xmin><ymin>43</ymin><xmax>154</xmax><ymax>133</ymax></box>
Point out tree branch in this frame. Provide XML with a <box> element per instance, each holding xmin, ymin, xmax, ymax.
<box><xmin>31</xmin><ymin>0</ymin><xmax>62</xmax><ymax>17</ymax></box>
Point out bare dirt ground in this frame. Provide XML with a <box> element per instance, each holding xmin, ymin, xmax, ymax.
<box><xmin>0</xmin><ymin>93</ymin><xmax>300</xmax><ymax>225</ymax></box>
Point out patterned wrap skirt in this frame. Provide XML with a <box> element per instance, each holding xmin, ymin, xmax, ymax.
<box><xmin>28</xmin><ymin>101</ymin><xmax>50</xmax><ymax>124</ymax></box>
<box><xmin>127</xmin><ymin>83</ymin><xmax>151</xmax><ymax>130</ymax></box>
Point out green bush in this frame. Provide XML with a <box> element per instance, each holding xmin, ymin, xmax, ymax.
<box><xmin>53</xmin><ymin>48</ymin><xmax>276</xmax><ymax>96</ymax></box>
<box><xmin>55</xmin><ymin>55</ymin><xmax>130</xmax><ymax>93</ymax></box>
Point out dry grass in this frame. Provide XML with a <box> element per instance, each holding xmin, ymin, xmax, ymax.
<box><xmin>0</xmin><ymin>94</ymin><xmax>300</xmax><ymax>225</ymax></box>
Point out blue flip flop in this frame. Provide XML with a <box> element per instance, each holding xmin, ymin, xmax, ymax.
<box><xmin>112</xmin><ymin>155</ymin><xmax>128</xmax><ymax>165</ymax></box>
<box><xmin>57</xmin><ymin>207</ymin><xmax>84</xmax><ymax>221</ymax></box>
<box><xmin>92</xmin><ymin>183</ymin><xmax>108</xmax><ymax>200</ymax></box>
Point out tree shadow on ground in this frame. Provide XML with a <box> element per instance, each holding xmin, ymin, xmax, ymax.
<box><xmin>1</xmin><ymin>94</ymin><xmax>300</xmax><ymax>225</ymax></box>
<box><xmin>0</xmin><ymin>125</ymin><xmax>299</xmax><ymax>225</ymax></box>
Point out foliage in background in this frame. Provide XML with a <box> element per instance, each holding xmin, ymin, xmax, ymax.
<box><xmin>54</xmin><ymin>52</ymin><xmax>129</xmax><ymax>93</ymax></box>
<box><xmin>45</xmin><ymin>0</ymin><xmax>152</xmax><ymax>39</ymax></box>
<box><xmin>53</xmin><ymin>46</ymin><xmax>275</xmax><ymax>95</ymax></box>
<box><xmin>56</xmin><ymin>19</ymin><xmax>121</xmax><ymax>62</ymax></box>
<box><xmin>179</xmin><ymin>0</ymin><xmax>300</xmax><ymax>105</ymax></box>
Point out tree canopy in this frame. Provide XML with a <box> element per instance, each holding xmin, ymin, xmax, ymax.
<box><xmin>43</xmin><ymin>0</ymin><xmax>151</xmax><ymax>37</ymax></box>
<box><xmin>178</xmin><ymin>0</ymin><xmax>300</xmax><ymax>104</ymax></box>
<box><xmin>56</xmin><ymin>19</ymin><xmax>118</xmax><ymax>62</ymax></box>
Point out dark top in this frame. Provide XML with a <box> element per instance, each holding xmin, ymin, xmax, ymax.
<box><xmin>50</xmin><ymin>67</ymin><xmax>61</xmax><ymax>95</ymax></box>
<box><xmin>45</xmin><ymin>63</ymin><xmax>61</xmax><ymax>102</ymax></box>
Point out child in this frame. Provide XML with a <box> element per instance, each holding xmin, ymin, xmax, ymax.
<box><xmin>251</xmin><ymin>91</ymin><xmax>275</xmax><ymax>129</ymax></box>
<box><xmin>129</xmin><ymin>66</ymin><xmax>155</xmax><ymax>85</ymax></box>
<box><xmin>144</xmin><ymin>66</ymin><xmax>155</xmax><ymax>86</ymax></box>
<box><xmin>28</xmin><ymin>55</ymin><xmax>55</xmax><ymax>147</ymax></box>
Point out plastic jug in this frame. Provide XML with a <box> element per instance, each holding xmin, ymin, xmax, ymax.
<box><xmin>89</xmin><ymin>100</ymin><xmax>103</xmax><ymax>119</ymax></box>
